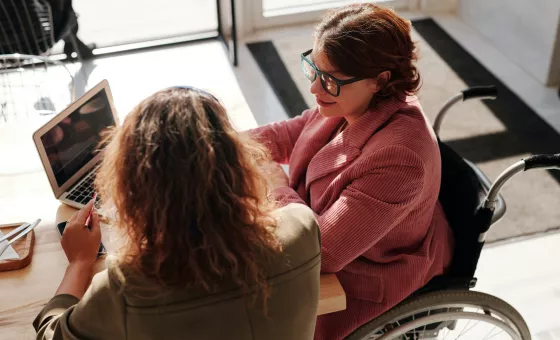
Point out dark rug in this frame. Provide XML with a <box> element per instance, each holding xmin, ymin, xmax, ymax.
<box><xmin>246</xmin><ymin>18</ymin><xmax>560</xmax><ymax>243</ymax></box>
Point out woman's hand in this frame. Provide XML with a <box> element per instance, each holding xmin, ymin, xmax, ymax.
<box><xmin>263</xmin><ymin>162</ymin><xmax>289</xmax><ymax>189</ymax></box>
<box><xmin>61</xmin><ymin>198</ymin><xmax>101</xmax><ymax>267</ymax></box>
<box><xmin>54</xmin><ymin>198</ymin><xmax>102</xmax><ymax>299</ymax></box>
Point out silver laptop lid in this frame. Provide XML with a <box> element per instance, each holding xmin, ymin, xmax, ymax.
<box><xmin>33</xmin><ymin>80</ymin><xmax>119</xmax><ymax>198</ymax></box>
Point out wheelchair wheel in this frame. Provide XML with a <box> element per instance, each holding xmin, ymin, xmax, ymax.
<box><xmin>345</xmin><ymin>290</ymin><xmax>531</xmax><ymax>340</ymax></box>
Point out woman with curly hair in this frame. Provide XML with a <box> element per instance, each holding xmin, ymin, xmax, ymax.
<box><xmin>33</xmin><ymin>87</ymin><xmax>321</xmax><ymax>340</ymax></box>
<box><xmin>250</xmin><ymin>4</ymin><xmax>454</xmax><ymax>339</ymax></box>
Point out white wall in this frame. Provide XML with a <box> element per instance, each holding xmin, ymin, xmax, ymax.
<box><xmin>419</xmin><ymin>0</ymin><xmax>457</xmax><ymax>13</ymax></box>
<box><xmin>458</xmin><ymin>0</ymin><xmax>560</xmax><ymax>86</ymax></box>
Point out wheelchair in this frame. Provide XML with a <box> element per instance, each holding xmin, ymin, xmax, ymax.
<box><xmin>346</xmin><ymin>86</ymin><xmax>560</xmax><ymax>340</ymax></box>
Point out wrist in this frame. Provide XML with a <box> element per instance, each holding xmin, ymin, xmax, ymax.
<box><xmin>56</xmin><ymin>260</ymin><xmax>95</xmax><ymax>299</ymax></box>
<box><xmin>68</xmin><ymin>260</ymin><xmax>95</xmax><ymax>273</ymax></box>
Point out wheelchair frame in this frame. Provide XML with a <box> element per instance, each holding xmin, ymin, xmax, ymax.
<box><xmin>345</xmin><ymin>86</ymin><xmax>560</xmax><ymax>340</ymax></box>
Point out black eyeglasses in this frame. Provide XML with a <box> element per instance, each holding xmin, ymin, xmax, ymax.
<box><xmin>301</xmin><ymin>49</ymin><xmax>365</xmax><ymax>97</ymax></box>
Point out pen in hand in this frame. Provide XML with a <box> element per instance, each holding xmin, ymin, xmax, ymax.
<box><xmin>84</xmin><ymin>193</ymin><xmax>97</xmax><ymax>228</ymax></box>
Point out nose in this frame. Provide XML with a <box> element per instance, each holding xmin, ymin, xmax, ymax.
<box><xmin>309</xmin><ymin>76</ymin><xmax>324</xmax><ymax>95</ymax></box>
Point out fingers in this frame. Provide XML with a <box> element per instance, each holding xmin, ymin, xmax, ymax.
<box><xmin>90</xmin><ymin>211</ymin><xmax>101</xmax><ymax>237</ymax></box>
<box><xmin>68</xmin><ymin>211</ymin><xmax>79</xmax><ymax>224</ymax></box>
<box><xmin>75</xmin><ymin>199</ymin><xmax>96</xmax><ymax>225</ymax></box>
<box><xmin>66</xmin><ymin>198</ymin><xmax>95</xmax><ymax>229</ymax></box>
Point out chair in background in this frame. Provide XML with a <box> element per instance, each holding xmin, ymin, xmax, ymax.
<box><xmin>0</xmin><ymin>0</ymin><xmax>79</xmax><ymax>124</ymax></box>
<box><xmin>0</xmin><ymin>1</ymin><xmax>79</xmax><ymax>174</ymax></box>
<box><xmin>0</xmin><ymin>53</ymin><xmax>75</xmax><ymax>175</ymax></box>
<box><xmin>0</xmin><ymin>0</ymin><xmax>93</xmax><ymax>59</ymax></box>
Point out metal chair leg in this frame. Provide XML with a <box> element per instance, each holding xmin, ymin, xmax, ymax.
<box><xmin>64</xmin><ymin>34</ymin><xmax>94</xmax><ymax>60</ymax></box>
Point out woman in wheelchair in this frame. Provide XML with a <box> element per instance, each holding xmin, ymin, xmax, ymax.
<box><xmin>250</xmin><ymin>3</ymin><xmax>454</xmax><ymax>339</ymax></box>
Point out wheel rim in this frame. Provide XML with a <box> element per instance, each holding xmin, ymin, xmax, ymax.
<box><xmin>362</xmin><ymin>304</ymin><xmax>524</xmax><ymax>340</ymax></box>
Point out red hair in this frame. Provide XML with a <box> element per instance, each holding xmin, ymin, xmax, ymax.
<box><xmin>315</xmin><ymin>3</ymin><xmax>421</xmax><ymax>103</ymax></box>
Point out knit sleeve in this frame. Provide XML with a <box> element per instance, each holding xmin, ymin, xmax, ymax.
<box><xmin>248</xmin><ymin>109</ymin><xmax>315</xmax><ymax>164</ymax></box>
<box><xmin>272</xmin><ymin>145</ymin><xmax>426</xmax><ymax>273</ymax></box>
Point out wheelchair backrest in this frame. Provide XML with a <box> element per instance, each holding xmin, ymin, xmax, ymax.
<box><xmin>437</xmin><ymin>140</ymin><xmax>489</xmax><ymax>280</ymax></box>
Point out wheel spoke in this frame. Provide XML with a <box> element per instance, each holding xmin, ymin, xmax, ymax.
<box><xmin>368</xmin><ymin>328</ymin><xmax>383</xmax><ymax>340</ymax></box>
<box><xmin>361</xmin><ymin>292</ymin><xmax>526</xmax><ymax>340</ymax></box>
<box><xmin>455</xmin><ymin>320</ymin><xmax>481</xmax><ymax>339</ymax></box>
<box><xmin>482</xmin><ymin>326</ymin><xmax>496</xmax><ymax>340</ymax></box>
<box><xmin>421</xmin><ymin>309</ymin><xmax>431</xmax><ymax>338</ymax></box>
<box><xmin>442</xmin><ymin>308</ymin><xmax>451</xmax><ymax>340</ymax></box>
<box><xmin>487</xmin><ymin>331</ymin><xmax>505</xmax><ymax>340</ymax></box>
<box><xmin>483</xmin><ymin>327</ymin><xmax>505</xmax><ymax>340</ymax></box>
<box><xmin>453</xmin><ymin>309</ymin><xmax>480</xmax><ymax>340</ymax></box>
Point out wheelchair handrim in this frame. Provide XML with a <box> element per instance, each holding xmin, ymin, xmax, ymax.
<box><xmin>371</xmin><ymin>302</ymin><xmax>523</xmax><ymax>338</ymax></box>
<box><xmin>346</xmin><ymin>290</ymin><xmax>530</xmax><ymax>340</ymax></box>
<box><xmin>377</xmin><ymin>310</ymin><xmax>521</xmax><ymax>340</ymax></box>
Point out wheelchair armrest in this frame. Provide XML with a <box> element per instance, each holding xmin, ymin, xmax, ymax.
<box><xmin>464</xmin><ymin>159</ymin><xmax>506</xmax><ymax>225</ymax></box>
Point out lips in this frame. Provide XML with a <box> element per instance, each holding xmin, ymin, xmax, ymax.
<box><xmin>316</xmin><ymin>98</ymin><xmax>335</xmax><ymax>107</ymax></box>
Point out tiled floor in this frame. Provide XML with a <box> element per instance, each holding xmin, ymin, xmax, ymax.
<box><xmin>1</xmin><ymin>12</ymin><xmax>559</xmax><ymax>339</ymax></box>
<box><xmin>476</xmin><ymin>232</ymin><xmax>560</xmax><ymax>339</ymax></box>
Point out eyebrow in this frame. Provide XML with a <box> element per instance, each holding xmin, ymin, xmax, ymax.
<box><xmin>310</xmin><ymin>53</ymin><xmax>340</xmax><ymax>74</ymax></box>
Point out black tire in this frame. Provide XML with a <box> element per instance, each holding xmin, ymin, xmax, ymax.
<box><xmin>345</xmin><ymin>290</ymin><xmax>531</xmax><ymax>340</ymax></box>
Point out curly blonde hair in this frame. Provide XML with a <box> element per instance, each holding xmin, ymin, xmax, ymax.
<box><xmin>95</xmin><ymin>87</ymin><xmax>280</xmax><ymax>299</ymax></box>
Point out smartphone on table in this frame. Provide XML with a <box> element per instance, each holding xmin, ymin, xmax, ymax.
<box><xmin>56</xmin><ymin>193</ymin><xmax>107</xmax><ymax>258</ymax></box>
<box><xmin>56</xmin><ymin>222</ymin><xmax>107</xmax><ymax>258</ymax></box>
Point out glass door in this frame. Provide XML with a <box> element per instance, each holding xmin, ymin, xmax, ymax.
<box><xmin>72</xmin><ymin>0</ymin><xmax>218</xmax><ymax>51</ymax></box>
<box><xmin>253</xmin><ymin>0</ymin><xmax>411</xmax><ymax>29</ymax></box>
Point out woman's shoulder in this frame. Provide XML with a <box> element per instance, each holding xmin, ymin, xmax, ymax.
<box><xmin>273</xmin><ymin>203</ymin><xmax>318</xmax><ymax>230</ymax></box>
<box><xmin>379</xmin><ymin>96</ymin><xmax>438</xmax><ymax>153</ymax></box>
<box><xmin>104</xmin><ymin>256</ymin><xmax>127</xmax><ymax>289</ymax></box>
<box><xmin>270</xmin><ymin>203</ymin><xmax>321</xmax><ymax>268</ymax></box>
<box><xmin>363</xmin><ymin>95</ymin><xmax>428</xmax><ymax>136</ymax></box>
<box><xmin>393</xmin><ymin>95</ymin><xmax>427</xmax><ymax>124</ymax></box>
<box><xmin>355</xmin><ymin>96</ymin><xmax>439</xmax><ymax>174</ymax></box>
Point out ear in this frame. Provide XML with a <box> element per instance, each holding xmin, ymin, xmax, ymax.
<box><xmin>377</xmin><ymin>70</ymin><xmax>391</xmax><ymax>84</ymax></box>
<box><xmin>376</xmin><ymin>71</ymin><xmax>391</xmax><ymax>88</ymax></box>
<box><xmin>370</xmin><ymin>71</ymin><xmax>391</xmax><ymax>92</ymax></box>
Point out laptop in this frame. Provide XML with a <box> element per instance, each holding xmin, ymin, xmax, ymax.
<box><xmin>33</xmin><ymin>80</ymin><xmax>119</xmax><ymax>209</ymax></box>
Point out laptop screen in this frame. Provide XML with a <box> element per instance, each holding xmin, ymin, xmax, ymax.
<box><xmin>40</xmin><ymin>89</ymin><xmax>116</xmax><ymax>187</ymax></box>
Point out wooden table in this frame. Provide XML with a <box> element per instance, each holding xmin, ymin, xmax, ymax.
<box><xmin>0</xmin><ymin>163</ymin><xmax>346</xmax><ymax>339</ymax></box>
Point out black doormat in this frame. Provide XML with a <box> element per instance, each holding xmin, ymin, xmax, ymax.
<box><xmin>247</xmin><ymin>18</ymin><xmax>560</xmax><ymax>242</ymax></box>
<box><xmin>247</xmin><ymin>18</ymin><xmax>560</xmax><ymax>185</ymax></box>
<box><xmin>246</xmin><ymin>41</ymin><xmax>309</xmax><ymax>118</ymax></box>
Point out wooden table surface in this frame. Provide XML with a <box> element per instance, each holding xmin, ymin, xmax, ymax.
<box><xmin>0</xmin><ymin>151</ymin><xmax>346</xmax><ymax>339</ymax></box>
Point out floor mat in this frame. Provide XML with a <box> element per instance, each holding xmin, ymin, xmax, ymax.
<box><xmin>247</xmin><ymin>18</ymin><xmax>560</xmax><ymax>243</ymax></box>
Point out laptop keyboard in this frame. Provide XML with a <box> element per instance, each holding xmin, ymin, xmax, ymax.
<box><xmin>66</xmin><ymin>168</ymin><xmax>100</xmax><ymax>208</ymax></box>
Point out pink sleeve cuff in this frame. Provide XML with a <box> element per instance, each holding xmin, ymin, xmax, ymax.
<box><xmin>271</xmin><ymin>186</ymin><xmax>306</xmax><ymax>207</ymax></box>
